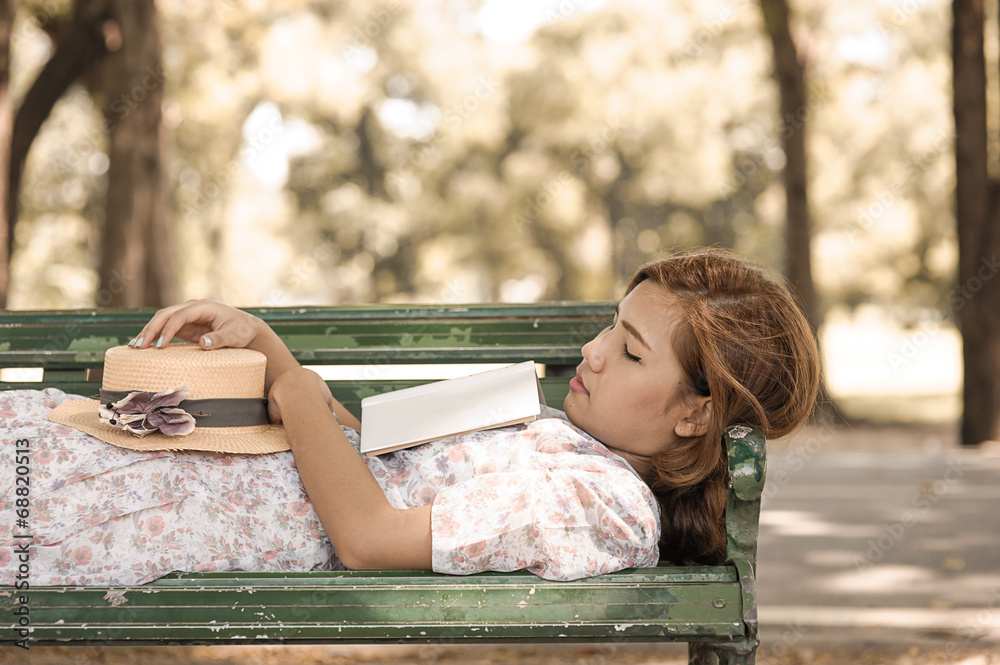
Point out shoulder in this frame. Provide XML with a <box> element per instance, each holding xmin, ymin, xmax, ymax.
<box><xmin>533</xmin><ymin>407</ymin><xmax>639</xmax><ymax>471</ymax></box>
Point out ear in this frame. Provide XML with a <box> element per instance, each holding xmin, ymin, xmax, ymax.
<box><xmin>673</xmin><ymin>396</ymin><xmax>713</xmax><ymax>438</ymax></box>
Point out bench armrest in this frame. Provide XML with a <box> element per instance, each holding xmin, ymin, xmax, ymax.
<box><xmin>723</xmin><ymin>424</ymin><xmax>766</xmax><ymax>572</ymax></box>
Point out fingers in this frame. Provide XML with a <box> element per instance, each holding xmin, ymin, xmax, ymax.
<box><xmin>156</xmin><ymin>300</ymin><xmax>218</xmax><ymax>348</ymax></box>
<box><xmin>130</xmin><ymin>301</ymin><xmax>198</xmax><ymax>349</ymax></box>
<box><xmin>130</xmin><ymin>300</ymin><xmax>248</xmax><ymax>351</ymax></box>
<box><xmin>196</xmin><ymin>314</ymin><xmax>257</xmax><ymax>351</ymax></box>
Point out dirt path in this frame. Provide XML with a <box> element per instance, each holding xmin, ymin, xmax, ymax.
<box><xmin>1</xmin><ymin>644</ymin><xmax>998</xmax><ymax>665</ymax></box>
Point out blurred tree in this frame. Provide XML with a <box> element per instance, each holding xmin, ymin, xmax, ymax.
<box><xmin>7</xmin><ymin>0</ymin><xmax>113</xmax><ymax>305</ymax></box>
<box><xmin>798</xmin><ymin>0</ymin><xmax>955</xmax><ymax>322</ymax></box>
<box><xmin>6</xmin><ymin>0</ymin><xmax>172</xmax><ymax>307</ymax></box>
<box><xmin>0</xmin><ymin>0</ymin><xmax>14</xmax><ymax>308</ymax></box>
<box><xmin>952</xmin><ymin>0</ymin><xmax>999</xmax><ymax>446</ymax></box>
<box><xmin>87</xmin><ymin>0</ymin><xmax>174</xmax><ymax>306</ymax></box>
<box><xmin>758</xmin><ymin>0</ymin><xmax>846</xmax><ymax>424</ymax></box>
<box><xmin>760</xmin><ymin>0</ymin><xmax>819</xmax><ymax>331</ymax></box>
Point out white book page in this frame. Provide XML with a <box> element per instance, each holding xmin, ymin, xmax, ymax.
<box><xmin>359</xmin><ymin>361</ymin><xmax>544</xmax><ymax>455</ymax></box>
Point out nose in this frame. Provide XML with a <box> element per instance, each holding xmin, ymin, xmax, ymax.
<box><xmin>581</xmin><ymin>330</ymin><xmax>605</xmax><ymax>372</ymax></box>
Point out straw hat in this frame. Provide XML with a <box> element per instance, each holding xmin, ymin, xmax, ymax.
<box><xmin>49</xmin><ymin>343</ymin><xmax>289</xmax><ymax>454</ymax></box>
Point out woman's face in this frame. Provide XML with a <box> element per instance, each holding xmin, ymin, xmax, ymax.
<box><xmin>563</xmin><ymin>280</ymin><xmax>701</xmax><ymax>461</ymax></box>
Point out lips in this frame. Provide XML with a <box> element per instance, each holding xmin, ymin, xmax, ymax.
<box><xmin>569</xmin><ymin>373</ymin><xmax>589</xmax><ymax>396</ymax></box>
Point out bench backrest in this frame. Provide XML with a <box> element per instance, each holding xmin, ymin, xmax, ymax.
<box><xmin>0</xmin><ymin>303</ymin><xmax>764</xmax><ymax>569</ymax></box>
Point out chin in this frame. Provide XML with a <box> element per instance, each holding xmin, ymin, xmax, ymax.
<box><xmin>561</xmin><ymin>398</ymin><xmax>586</xmax><ymax>429</ymax></box>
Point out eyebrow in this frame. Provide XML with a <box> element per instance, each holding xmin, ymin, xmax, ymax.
<box><xmin>615</xmin><ymin>304</ymin><xmax>651</xmax><ymax>351</ymax></box>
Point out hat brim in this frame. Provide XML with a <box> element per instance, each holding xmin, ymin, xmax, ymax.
<box><xmin>49</xmin><ymin>397</ymin><xmax>290</xmax><ymax>454</ymax></box>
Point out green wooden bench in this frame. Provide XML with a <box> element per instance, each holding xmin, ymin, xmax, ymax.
<box><xmin>0</xmin><ymin>303</ymin><xmax>767</xmax><ymax>663</ymax></box>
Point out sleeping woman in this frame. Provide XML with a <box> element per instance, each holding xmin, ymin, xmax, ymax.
<box><xmin>0</xmin><ymin>249</ymin><xmax>818</xmax><ymax>585</ymax></box>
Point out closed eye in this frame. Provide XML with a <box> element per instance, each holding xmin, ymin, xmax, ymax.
<box><xmin>622</xmin><ymin>346</ymin><xmax>641</xmax><ymax>363</ymax></box>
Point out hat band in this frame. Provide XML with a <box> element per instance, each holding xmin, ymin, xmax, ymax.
<box><xmin>100</xmin><ymin>390</ymin><xmax>269</xmax><ymax>428</ymax></box>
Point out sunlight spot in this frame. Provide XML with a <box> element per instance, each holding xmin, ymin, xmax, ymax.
<box><xmin>475</xmin><ymin>0</ymin><xmax>607</xmax><ymax>42</ymax></box>
<box><xmin>343</xmin><ymin>46</ymin><xmax>377</xmax><ymax>73</ymax></box>
<box><xmin>242</xmin><ymin>101</ymin><xmax>287</xmax><ymax>187</ymax></box>
<box><xmin>821</xmin><ymin>306</ymin><xmax>961</xmax><ymax>397</ymax></box>
<box><xmin>760</xmin><ymin>510</ymin><xmax>881</xmax><ymax>538</ymax></box>
<box><xmin>500</xmin><ymin>274</ymin><xmax>548</xmax><ymax>302</ymax></box>
<box><xmin>803</xmin><ymin>549</ymin><xmax>863</xmax><ymax>568</ymax></box>
<box><xmin>822</xmin><ymin>564</ymin><xmax>934</xmax><ymax>594</ymax></box>
<box><xmin>378</xmin><ymin>98</ymin><xmax>441</xmax><ymax>142</ymax></box>
<box><xmin>836</xmin><ymin>27</ymin><xmax>890</xmax><ymax>66</ymax></box>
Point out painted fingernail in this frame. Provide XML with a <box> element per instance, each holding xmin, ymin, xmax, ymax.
<box><xmin>202</xmin><ymin>336</ymin><xmax>212</xmax><ymax>348</ymax></box>
<box><xmin>136</xmin><ymin>336</ymin><xmax>144</xmax><ymax>347</ymax></box>
<box><xmin>155</xmin><ymin>336</ymin><xmax>164</xmax><ymax>348</ymax></box>
<box><xmin>128</xmin><ymin>337</ymin><xmax>137</xmax><ymax>347</ymax></box>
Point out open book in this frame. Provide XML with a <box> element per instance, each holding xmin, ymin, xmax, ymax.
<box><xmin>359</xmin><ymin>361</ymin><xmax>546</xmax><ymax>455</ymax></box>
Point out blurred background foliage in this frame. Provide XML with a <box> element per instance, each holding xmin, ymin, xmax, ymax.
<box><xmin>9</xmin><ymin>0</ymin><xmax>955</xmax><ymax>311</ymax></box>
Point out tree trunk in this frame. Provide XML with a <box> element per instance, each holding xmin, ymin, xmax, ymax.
<box><xmin>6</xmin><ymin>0</ymin><xmax>172</xmax><ymax>308</ymax></box>
<box><xmin>0</xmin><ymin>0</ymin><xmax>16</xmax><ymax>308</ymax></box>
<box><xmin>953</xmin><ymin>0</ymin><xmax>1000</xmax><ymax>445</ymax></box>
<box><xmin>7</xmin><ymin>0</ymin><xmax>113</xmax><ymax>308</ymax></box>
<box><xmin>759</xmin><ymin>0</ymin><xmax>820</xmax><ymax>332</ymax></box>
<box><xmin>89</xmin><ymin>0</ymin><xmax>174</xmax><ymax>307</ymax></box>
<box><xmin>758</xmin><ymin>0</ymin><xmax>846</xmax><ymax>425</ymax></box>
<box><xmin>8</xmin><ymin>0</ymin><xmax>114</xmax><ymax>274</ymax></box>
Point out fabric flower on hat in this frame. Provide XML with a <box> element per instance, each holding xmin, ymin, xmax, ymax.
<box><xmin>99</xmin><ymin>386</ymin><xmax>197</xmax><ymax>437</ymax></box>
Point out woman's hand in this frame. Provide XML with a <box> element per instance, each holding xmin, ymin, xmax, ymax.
<box><xmin>131</xmin><ymin>299</ymin><xmax>263</xmax><ymax>351</ymax></box>
<box><xmin>132</xmin><ymin>299</ymin><xmax>300</xmax><ymax>392</ymax></box>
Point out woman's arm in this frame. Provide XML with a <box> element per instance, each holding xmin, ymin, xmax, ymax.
<box><xmin>134</xmin><ymin>299</ymin><xmax>361</xmax><ymax>429</ymax></box>
<box><xmin>269</xmin><ymin>367</ymin><xmax>433</xmax><ymax>570</ymax></box>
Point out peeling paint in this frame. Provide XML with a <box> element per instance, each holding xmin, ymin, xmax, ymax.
<box><xmin>727</xmin><ymin>425</ymin><xmax>752</xmax><ymax>439</ymax></box>
<box><xmin>103</xmin><ymin>589</ymin><xmax>129</xmax><ymax>607</ymax></box>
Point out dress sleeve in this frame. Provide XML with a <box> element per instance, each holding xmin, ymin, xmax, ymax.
<box><xmin>430</xmin><ymin>467</ymin><xmax>660</xmax><ymax>581</ymax></box>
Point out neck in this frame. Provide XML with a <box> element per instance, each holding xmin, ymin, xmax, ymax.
<box><xmin>605</xmin><ymin>446</ymin><xmax>655</xmax><ymax>484</ymax></box>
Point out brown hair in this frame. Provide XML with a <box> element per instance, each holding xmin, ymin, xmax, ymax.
<box><xmin>626</xmin><ymin>248</ymin><xmax>820</xmax><ymax>565</ymax></box>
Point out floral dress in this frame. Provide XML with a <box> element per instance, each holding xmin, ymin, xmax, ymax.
<box><xmin>0</xmin><ymin>389</ymin><xmax>660</xmax><ymax>586</ymax></box>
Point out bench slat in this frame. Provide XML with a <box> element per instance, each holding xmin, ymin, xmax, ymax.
<box><xmin>0</xmin><ymin>305</ymin><xmax>612</xmax><ymax>369</ymax></box>
<box><xmin>0</xmin><ymin>302</ymin><xmax>613</xmax><ymax>323</ymax></box>
<box><xmin>3</xmin><ymin>568</ymin><xmax>747</xmax><ymax>645</ymax></box>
